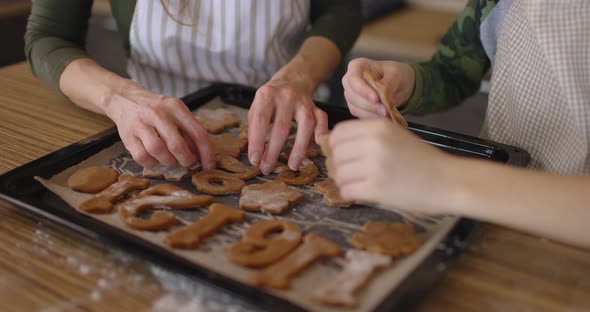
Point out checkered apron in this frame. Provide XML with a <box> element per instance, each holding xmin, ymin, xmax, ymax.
<box><xmin>482</xmin><ymin>0</ymin><xmax>590</xmax><ymax>174</ymax></box>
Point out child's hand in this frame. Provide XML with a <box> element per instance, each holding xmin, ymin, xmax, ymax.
<box><xmin>342</xmin><ymin>58</ymin><xmax>415</xmax><ymax>119</ymax></box>
<box><xmin>329</xmin><ymin>119</ymin><xmax>455</xmax><ymax>214</ymax></box>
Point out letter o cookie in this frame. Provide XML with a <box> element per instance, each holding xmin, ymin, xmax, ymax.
<box><xmin>192</xmin><ymin>169</ymin><xmax>245</xmax><ymax>195</ymax></box>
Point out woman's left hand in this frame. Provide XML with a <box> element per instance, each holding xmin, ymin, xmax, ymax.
<box><xmin>248</xmin><ymin>78</ymin><xmax>328</xmax><ymax>175</ymax></box>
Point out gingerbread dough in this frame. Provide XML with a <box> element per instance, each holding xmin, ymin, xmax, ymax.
<box><xmin>118</xmin><ymin>184</ymin><xmax>214</xmax><ymax>231</ymax></box>
<box><xmin>287</xmin><ymin>138</ymin><xmax>322</xmax><ymax>158</ymax></box>
<box><xmin>165</xmin><ymin>203</ymin><xmax>246</xmax><ymax>248</ymax></box>
<box><xmin>314</xmin><ymin>179</ymin><xmax>353</xmax><ymax>207</ymax></box>
<box><xmin>239</xmin><ymin>180</ymin><xmax>302</xmax><ymax>214</ymax></box>
<box><xmin>67</xmin><ymin>166</ymin><xmax>119</xmax><ymax>193</ymax></box>
<box><xmin>249</xmin><ymin>234</ymin><xmax>342</xmax><ymax>289</ymax></box>
<box><xmin>350</xmin><ymin>221</ymin><xmax>421</xmax><ymax>257</ymax></box>
<box><xmin>362</xmin><ymin>71</ymin><xmax>408</xmax><ymax>128</ymax></box>
<box><xmin>216</xmin><ymin>155</ymin><xmax>260</xmax><ymax>180</ymax></box>
<box><xmin>142</xmin><ymin>162</ymin><xmax>201</xmax><ymax>182</ymax></box>
<box><xmin>276</xmin><ymin>158</ymin><xmax>319</xmax><ymax>185</ymax></box>
<box><xmin>79</xmin><ymin>175</ymin><xmax>150</xmax><ymax>213</ymax></box>
<box><xmin>194</xmin><ymin>108</ymin><xmax>240</xmax><ymax>133</ymax></box>
<box><xmin>192</xmin><ymin>169</ymin><xmax>245</xmax><ymax>195</ymax></box>
<box><xmin>313</xmin><ymin>249</ymin><xmax>392</xmax><ymax>307</ymax></box>
<box><xmin>210</xmin><ymin>133</ymin><xmax>247</xmax><ymax>158</ymax></box>
<box><xmin>227</xmin><ymin>219</ymin><xmax>302</xmax><ymax>268</ymax></box>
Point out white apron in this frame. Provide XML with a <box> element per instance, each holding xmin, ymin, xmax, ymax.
<box><xmin>482</xmin><ymin>0</ymin><xmax>590</xmax><ymax>174</ymax></box>
<box><xmin>127</xmin><ymin>0</ymin><xmax>311</xmax><ymax>98</ymax></box>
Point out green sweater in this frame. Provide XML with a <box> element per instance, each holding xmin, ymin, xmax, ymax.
<box><xmin>404</xmin><ymin>0</ymin><xmax>496</xmax><ymax>115</ymax></box>
<box><xmin>25</xmin><ymin>0</ymin><xmax>362</xmax><ymax>92</ymax></box>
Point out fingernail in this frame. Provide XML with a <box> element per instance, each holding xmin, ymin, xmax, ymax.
<box><xmin>250</xmin><ymin>152</ymin><xmax>261</xmax><ymax>166</ymax></box>
<box><xmin>260</xmin><ymin>162</ymin><xmax>272</xmax><ymax>175</ymax></box>
<box><xmin>379</xmin><ymin>105</ymin><xmax>388</xmax><ymax>117</ymax></box>
<box><xmin>288</xmin><ymin>158</ymin><xmax>301</xmax><ymax>171</ymax></box>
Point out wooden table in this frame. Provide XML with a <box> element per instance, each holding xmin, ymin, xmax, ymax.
<box><xmin>1</xmin><ymin>62</ymin><xmax>589</xmax><ymax>311</ymax></box>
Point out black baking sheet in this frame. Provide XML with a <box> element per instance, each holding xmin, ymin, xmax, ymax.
<box><xmin>0</xmin><ymin>83</ymin><xmax>530</xmax><ymax>311</ymax></box>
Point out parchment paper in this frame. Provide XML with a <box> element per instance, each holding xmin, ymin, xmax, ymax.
<box><xmin>36</xmin><ymin>97</ymin><xmax>458</xmax><ymax>312</ymax></box>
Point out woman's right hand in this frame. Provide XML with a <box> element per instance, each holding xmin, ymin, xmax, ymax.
<box><xmin>102</xmin><ymin>81</ymin><xmax>215</xmax><ymax>170</ymax></box>
<box><xmin>59</xmin><ymin>58</ymin><xmax>215</xmax><ymax>169</ymax></box>
<box><xmin>342</xmin><ymin>58</ymin><xmax>415</xmax><ymax>119</ymax></box>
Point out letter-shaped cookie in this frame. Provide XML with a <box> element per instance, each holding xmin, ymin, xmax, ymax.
<box><xmin>67</xmin><ymin>166</ymin><xmax>119</xmax><ymax>193</ymax></box>
<box><xmin>276</xmin><ymin>158</ymin><xmax>319</xmax><ymax>185</ymax></box>
<box><xmin>118</xmin><ymin>184</ymin><xmax>214</xmax><ymax>231</ymax></box>
<box><xmin>350</xmin><ymin>221</ymin><xmax>421</xmax><ymax>257</ymax></box>
<box><xmin>79</xmin><ymin>175</ymin><xmax>150</xmax><ymax>213</ymax></box>
<box><xmin>210</xmin><ymin>133</ymin><xmax>247</xmax><ymax>158</ymax></box>
<box><xmin>227</xmin><ymin>219</ymin><xmax>302</xmax><ymax>268</ymax></box>
<box><xmin>194</xmin><ymin>108</ymin><xmax>240</xmax><ymax>133</ymax></box>
<box><xmin>216</xmin><ymin>155</ymin><xmax>260</xmax><ymax>180</ymax></box>
<box><xmin>362</xmin><ymin>71</ymin><xmax>408</xmax><ymax>129</ymax></box>
<box><xmin>314</xmin><ymin>179</ymin><xmax>353</xmax><ymax>207</ymax></box>
<box><xmin>239</xmin><ymin>180</ymin><xmax>303</xmax><ymax>214</ymax></box>
<box><xmin>192</xmin><ymin>169</ymin><xmax>246</xmax><ymax>195</ymax></box>
<box><xmin>249</xmin><ymin>234</ymin><xmax>342</xmax><ymax>289</ymax></box>
<box><xmin>313</xmin><ymin>249</ymin><xmax>391</xmax><ymax>307</ymax></box>
<box><xmin>165</xmin><ymin>203</ymin><xmax>245</xmax><ymax>248</ymax></box>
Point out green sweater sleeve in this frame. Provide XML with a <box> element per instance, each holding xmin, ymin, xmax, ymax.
<box><xmin>25</xmin><ymin>0</ymin><xmax>93</xmax><ymax>92</ymax></box>
<box><xmin>402</xmin><ymin>0</ymin><xmax>494</xmax><ymax>115</ymax></box>
<box><xmin>308</xmin><ymin>0</ymin><xmax>363</xmax><ymax>57</ymax></box>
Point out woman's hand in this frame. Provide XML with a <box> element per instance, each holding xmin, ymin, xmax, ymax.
<box><xmin>247</xmin><ymin>36</ymin><xmax>340</xmax><ymax>175</ymax></box>
<box><xmin>248</xmin><ymin>78</ymin><xmax>328</xmax><ymax>175</ymax></box>
<box><xmin>59</xmin><ymin>58</ymin><xmax>216</xmax><ymax>170</ymax></box>
<box><xmin>329</xmin><ymin>118</ymin><xmax>456</xmax><ymax>214</ymax></box>
<box><xmin>342</xmin><ymin>58</ymin><xmax>415</xmax><ymax>119</ymax></box>
<box><xmin>103</xmin><ymin>81</ymin><xmax>215</xmax><ymax>170</ymax></box>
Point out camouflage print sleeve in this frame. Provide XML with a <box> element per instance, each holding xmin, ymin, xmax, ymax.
<box><xmin>401</xmin><ymin>0</ymin><xmax>497</xmax><ymax>115</ymax></box>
